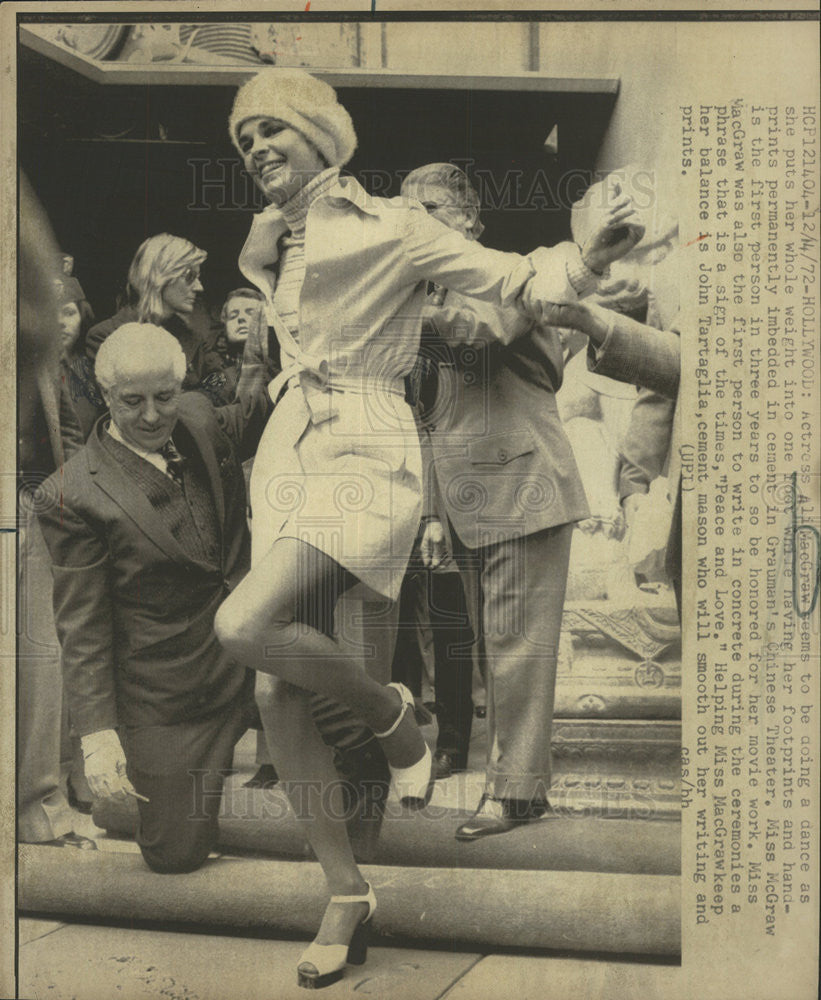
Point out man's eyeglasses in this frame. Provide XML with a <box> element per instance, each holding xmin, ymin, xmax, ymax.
<box><xmin>421</xmin><ymin>201</ymin><xmax>460</xmax><ymax>213</ymax></box>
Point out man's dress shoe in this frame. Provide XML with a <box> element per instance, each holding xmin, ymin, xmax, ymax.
<box><xmin>433</xmin><ymin>749</ymin><xmax>467</xmax><ymax>780</ymax></box>
<box><xmin>455</xmin><ymin>794</ymin><xmax>548</xmax><ymax>841</ymax></box>
<box><xmin>41</xmin><ymin>831</ymin><xmax>98</xmax><ymax>850</ymax></box>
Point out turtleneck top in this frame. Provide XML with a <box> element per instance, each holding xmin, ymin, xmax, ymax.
<box><xmin>273</xmin><ymin>167</ymin><xmax>340</xmax><ymax>342</ymax></box>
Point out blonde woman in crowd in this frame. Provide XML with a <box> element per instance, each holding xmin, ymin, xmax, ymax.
<box><xmin>86</xmin><ymin>233</ymin><xmax>225</xmax><ymax>401</ymax></box>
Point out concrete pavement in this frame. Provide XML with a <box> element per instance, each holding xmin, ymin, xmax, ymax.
<box><xmin>18</xmin><ymin>917</ymin><xmax>681</xmax><ymax>1000</ymax></box>
<box><xmin>16</xmin><ymin>717</ymin><xmax>681</xmax><ymax>999</ymax></box>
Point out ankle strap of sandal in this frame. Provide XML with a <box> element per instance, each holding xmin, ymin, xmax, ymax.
<box><xmin>329</xmin><ymin>882</ymin><xmax>376</xmax><ymax>920</ymax></box>
<box><xmin>372</xmin><ymin>682</ymin><xmax>412</xmax><ymax>740</ymax></box>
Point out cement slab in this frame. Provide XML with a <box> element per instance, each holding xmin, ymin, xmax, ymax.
<box><xmin>18</xmin><ymin>921</ymin><xmax>481</xmax><ymax>1000</ymax></box>
<box><xmin>17</xmin><ymin>917</ymin><xmax>65</xmax><ymax>946</ymax></box>
<box><xmin>442</xmin><ymin>954</ymin><xmax>681</xmax><ymax>1000</ymax></box>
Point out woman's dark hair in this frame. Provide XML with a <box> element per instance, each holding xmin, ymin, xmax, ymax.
<box><xmin>56</xmin><ymin>276</ymin><xmax>96</xmax><ymax>354</ymax></box>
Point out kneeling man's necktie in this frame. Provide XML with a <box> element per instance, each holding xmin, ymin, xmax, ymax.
<box><xmin>160</xmin><ymin>440</ymin><xmax>186</xmax><ymax>487</ymax></box>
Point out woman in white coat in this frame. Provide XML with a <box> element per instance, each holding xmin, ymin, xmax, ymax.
<box><xmin>215</xmin><ymin>68</ymin><xmax>640</xmax><ymax>989</ymax></box>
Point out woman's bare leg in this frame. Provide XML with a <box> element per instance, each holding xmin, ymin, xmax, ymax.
<box><xmin>215</xmin><ymin>537</ymin><xmax>424</xmax><ymax>767</ymax></box>
<box><xmin>255</xmin><ymin>675</ymin><xmax>369</xmax><ymax>943</ymax></box>
<box><xmin>218</xmin><ymin>536</ymin><xmax>426</xmax><ymax>949</ymax></box>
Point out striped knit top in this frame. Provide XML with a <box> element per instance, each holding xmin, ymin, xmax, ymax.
<box><xmin>273</xmin><ymin>167</ymin><xmax>340</xmax><ymax>343</ymax></box>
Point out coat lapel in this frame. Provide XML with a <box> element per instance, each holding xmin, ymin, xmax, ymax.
<box><xmin>85</xmin><ymin>418</ymin><xmax>218</xmax><ymax>573</ymax></box>
<box><xmin>238</xmin><ymin>204</ymin><xmax>287</xmax><ymax>302</ymax></box>
<box><xmin>177</xmin><ymin>409</ymin><xmax>225</xmax><ymax>534</ymax></box>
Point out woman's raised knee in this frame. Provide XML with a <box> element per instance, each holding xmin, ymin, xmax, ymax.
<box><xmin>215</xmin><ymin>588</ymin><xmax>294</xmax><ymax>661</ymax></box>
<box><xmin>215</xmin><ymin>595</ymin><xmax>266</xmax><ymax>657</ymax></box>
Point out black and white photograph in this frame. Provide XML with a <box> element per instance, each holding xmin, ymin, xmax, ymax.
<box><xmin>3</xmin><ymin>5</ymin><xmax>818</xmax><ymax>999</ymax></box>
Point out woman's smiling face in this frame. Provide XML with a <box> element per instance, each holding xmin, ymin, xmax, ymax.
<box><xmin>238</xmin><ymin>117</ymin><xmax>326</xmax><ymax>205</ymax></box>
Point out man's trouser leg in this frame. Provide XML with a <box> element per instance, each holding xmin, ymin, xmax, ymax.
<box><xmin>430</xmin><ymin>570</ymin><xmax>474</xmax><ymax>766</ymax></box>
<box><xmin>454</xmin><ymin>524</ymin><xmax>573</xmax><ymax>803</ymax></box>
<box><xmin>16</xmin><ymin>507</ymin><xmax>74</xmax><ymax>842</ymax></box>
<box><xmin>123</xmin><ymin>691</ymin><xmax>250</xmax><ymax>874</ymax></box>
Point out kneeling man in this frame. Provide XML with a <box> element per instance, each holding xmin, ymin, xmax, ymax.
<box><xmin>37</xmin><ymin>323</ymin><xmax>267</xmax><ymax>873</ymax></box>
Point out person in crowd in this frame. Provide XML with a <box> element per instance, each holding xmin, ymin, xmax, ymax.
<box><xmin>210</xmin><ymin>287</ymin><xmax>268</xmax><ymax>401</ymax></box>
<box><xmin>402</xmin><ymin>163</ymin><xmax>609</xmax><ymax>840</ymax></box>
<box><xmin>390</xmin><ymin>518</ymin><xmax>476</xmax><ymax>780</ymax></box>
<box><xmin>541</xmin><ymin>297</ymin><xmax>682</xmax><ymax>610</ymax></box>
<box><xmin>17</xmin><ymin>173</ymin><xmax>95</xmax><ymax>850</ymax></box>
<box><xmin>85</xmin><ymin>233</ymin><xmax>228</xmax><ymax>404</ymax></box>
<box><xmin>392</xmin><ymin>349</ymin><xmax>477</xmax><ymax>780</ymax></box>
<box><xmin>218</xmin><ymin>285</ymin><xmax>280</xmax><ymax>786</ymax></box>
<box><xmin>611</xmin><ymin>279</ymin><xmax>680</xmax><ymax>604</ymax></box>
<box><xmin>51</xmin><ymin>264</ymin><xmax>105</xmax><ymax>813</ymax></box>
<box><xmin>37</xmin><ymin>323</ymin><xmax>269</xmax><ymax>873</ymax></box>
<box><xmin>213</xmin><ymin>68</ymin><xmax>640</xmax><ymax>989</ymax></box>
<box><xmin>55</xmin><ymin>266</ymin><xmax>106</xmax><ymax>440</ymax></box>
<box><xmin>37</xmin><ymin>322</ymin><xmax>389</xmax><ymax>873</ymax></box>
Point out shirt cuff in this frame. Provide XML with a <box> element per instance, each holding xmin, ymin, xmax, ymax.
<box><xmin>566</xmin><ymin>252</ymin><xmax>605</xmax><ymax>296</ymax></box>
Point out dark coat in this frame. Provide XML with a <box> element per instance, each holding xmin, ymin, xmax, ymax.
<box><xmin>85</xmin><ymin>304</ymin><xmax>227</xmax><ymax>401</ymax></box>
<box><xmin>587</xmin><ymin>315</ymin><xmax>680</xmax><ymax>399</ymax></box>
<box><xmin>37</xmin><ymin>390</ymin><xmax>267</xmax><ymax>736</ymax></box>
<box><xmin>422</xmin><ymin>291</ymin><xmax>590</xmax><ymax>549</ymax></box>
<box><xmin>587</xmin><ymin>315</ymin><xmax>682</xmax><ymax>606</ymax></box>
<box><xmin>61</xmin><ymin>352</ymin><xmax>105</xmax><ymax>441</ymax></box>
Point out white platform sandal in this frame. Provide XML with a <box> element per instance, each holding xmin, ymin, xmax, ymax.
<box><xmin>373</xmin><ymin>682</ymin><xmax>433</xmax><ymax>809</ymax></box>
<box><xmin>297</xmin><ymin>882</ymin><xmax>376</xmax><ymax>990</ymax></box>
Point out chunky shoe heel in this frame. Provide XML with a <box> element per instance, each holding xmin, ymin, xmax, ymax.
<box><xmin>346</xmin><ymin>920</ymin><xmax>369</xmax><ymax>965</ymax></box>
<box><xmin>297</xmin><ymin>883</ymin><xmax>376</xmax><ymax>990</ymax></box>
<box><xmin>374</xmin><ymin>683</ymin><xmax>434</xmax><ymax>808</ymax></box>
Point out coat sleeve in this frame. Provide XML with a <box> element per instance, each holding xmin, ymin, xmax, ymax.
<box><xmin>58</xmin><ymin>376</ymin><xmax>86</xmax><ymax>458</ymax></box>
<box><xmin>400</xmin><ymin>205</ymin><xmax>579</xmax><ymax>318</ymax></box>
<box><xmin>85</xmin><ymin>314</ymin><xmax>118</xmax><ymax>361</ymax></box>
<box><xmin>423</xmin><ymin>296</ymin><xmax>532</xmax><ymax>348</ymax></box>
<box><xmin>587</xmin><ymin>315</ymin><xmax>681</xmax><ymax>400</ymax></box>
<box><xmin>210</xmin><ymin>375</ymin><xmax>271</xmax><ymax>462</ymax></box>
<box><xmin>617</xmin><ymin>388</ymin><xmax>677</xmax><ymax>502</ymax></box>
<box><xmin>36</xmin><ymin>489</ymin><xmax>118</xmax><ymax>736</ymax></box>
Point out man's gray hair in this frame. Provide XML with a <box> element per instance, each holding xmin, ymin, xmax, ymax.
<box><xmin>95</xmin><ymin>322</ymin><xmax>187</xmax><ymax>392</ymax></box>
<box><xmin>401</xmin><ymin>162</ymin><xmax>484</xmax><ymax>238</ymax></box>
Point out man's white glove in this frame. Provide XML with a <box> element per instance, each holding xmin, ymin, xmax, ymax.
<box><xmin>80</xmin><ymin>728</ymin><xmax>142</xmax><ymax>802</ymax></box>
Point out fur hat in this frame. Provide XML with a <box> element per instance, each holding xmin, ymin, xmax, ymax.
<box><xmin>229</xmin><ymin>69</ymin><xmax>357</xmax><ymax>167</ymax></box>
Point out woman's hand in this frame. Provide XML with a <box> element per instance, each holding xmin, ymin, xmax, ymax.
<box><xmin>589</xmin><ymin>275</ymin><xmax>647</xmax><ymax>316</ymax></box>
<box><xmin>581</xmin><ymin>188</ymin><xmax>645</xmax><ymax>273</ymax></box>
<box><xmin>420</xmin><ymin>518</ymin><xmax>448</xmax><ymax>570</ymax></box>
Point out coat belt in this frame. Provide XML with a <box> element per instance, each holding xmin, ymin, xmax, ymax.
<box><xmin>267</xmin><ymin>353</ymin><xmax>406</xmax><ymax>426</ymax></box>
